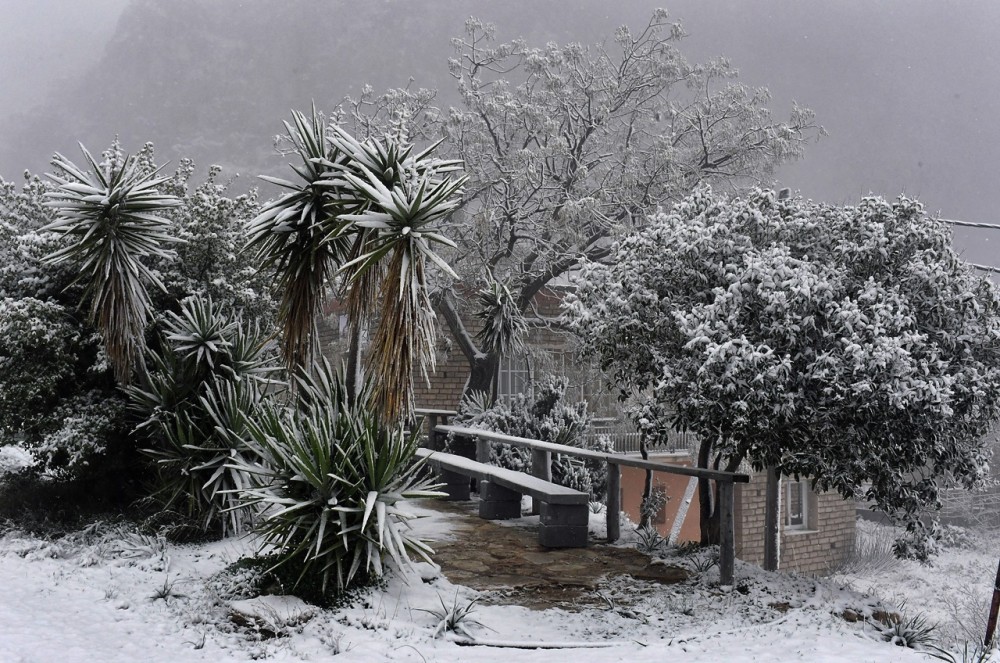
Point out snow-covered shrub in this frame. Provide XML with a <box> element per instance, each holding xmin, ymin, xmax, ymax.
<box><xmin>154</xmin><ymin>162</ymin><xmax>275</xmax><ymax>322</ymax></box>
<box><xmin>0</xmin><ymin>294</ymin><xmax>129</xmax><ymax>480</ymax></box>
<box><xmin>566</xmin><ymin>186</ymin><xmax>1000</xmax><ymax>557</ymax></box>
<box><xmin>129</xmin><ymin>294</ymin><xmax>278</xmax><ymax>536</ymax></box>
<box><xmin>233</xmin><ymin>366</ymin><xmax>443</xmax><ymax>600</ymax></box>
<box><xmin>0</xmin><ymin>145</ymin><xmax>276</xmax><ymax>498</ymax></box>
<box><xmin>33</xmin><ymin>393</ymin><xmax>128</xmax><ymax>479</ymax></box>
<box><xmin>0</xmin><ymin>298</ymin><xmax>85</xmax><ymax>439</ymax></box>
<box><xmin>451</xmin><ymin>376</ymin><xmax>612</xmax><ymax>500</ymax></box>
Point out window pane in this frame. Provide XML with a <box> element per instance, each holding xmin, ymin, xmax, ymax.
<box><xmin>786</xmin><ymin>480</ymin><xmax>806</xmax><ymax>528</ymax></box>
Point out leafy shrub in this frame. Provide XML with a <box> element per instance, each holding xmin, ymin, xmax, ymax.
<box><xmin>0</xmin><ymin>147</ymin><xmax>276</xmax><ymax>505</ymax></box>
<box><xmin>232</xmin><ymin>366</ymin><xmax>443</xmax><ymax>599</ymax></box>
<box><xmin>451</xmin><ymin>376</ymin><xmax>612</xmax><ymax>499</ymax></box>
<box><xmin>0</xmin><ymin>297</ymin><xmax>131</xmax><ymax>481</ymax></box>
<box><xmin>129</xmin><ymin>294</ymin><xmax>278</xmax><ymax>536</ymax></box>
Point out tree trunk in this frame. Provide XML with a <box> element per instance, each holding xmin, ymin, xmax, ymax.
<box><xmin>696</xmin><ymin>439</ymin><xmax>743</xmax><ymax>546</ymax></box>
<box><xmin>433</xmin><ymin>288</ymin><xmax>501</xmax><ymax>403</ymax></box>
<box><xmin>638</xmin><ymin>433</ymin><xmax>655</xmax><ymax>529</ymax></box>
<box><xmin>345</xmin><ymin>322</ymin><xmax>362</xmax><ymax>404</ymax></box>
<box><xmin>465</xmin><ymin>352</ymin><xmax>500</xmax><ymax>402</ymax></box>
<box><xmin>763</xmin><ymin>465</ymin><xmax>782</xmax><ymax>571</ymax></box>
<box><xmin>697</xmin><ymin>437</ymin><xmax>719</xmax><ymax>545</ymax></box>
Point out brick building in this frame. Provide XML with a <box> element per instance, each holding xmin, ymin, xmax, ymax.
<box><xmin>621</xmin><ymin>457</ymin><xmax>856</xmax><ymax>575</ymax></box>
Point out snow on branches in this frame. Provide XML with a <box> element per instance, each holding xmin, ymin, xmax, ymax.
<box><xmin>565</xmin><ymin>186</ymin><xmax>1000</xmax><ymax>559</ymax></box>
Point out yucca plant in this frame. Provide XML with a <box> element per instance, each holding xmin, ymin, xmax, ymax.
<box><xmin>163</xmin><ymin>293</ymin><xmax>236</xmax><ymax>370</ymax></box>
<box><xmin>233</xmin><ymin>368</ymin><xmax>444</xmax><ymax>596</ymax></box>
<box><xmin>142</xmin><ymin>379</ymin><xmax>262</xmax><ymax>536</ymax></box>
<box><xmin>245</xmin><ymin>107</ymin><xmax>356</xmax><ymax>370</ymax></box>
<box><xmin>128</xmin><ymin>294</ymin><xmax>280</xmax><ymax>536</ymax></box>
<box><xmin>474</xmin><ymin>274</ymin><xmax>528</xmax><ymax>362</ymax></box>
<box><xmin>332</xmin><ymin>132</ymin><xmax>466</xmax><ymax>421</ymax></box>
<box><xmin>248</xmin><ymin>108</ymin><xmax>465</xmax><ymax>422</ymax></box>
<box><xmin>43</xmin><ymin>145</ymin><xmax>181</xmax><ymax>385</ymax></box>
<box><xmin>420</xmin><ymin>591</ymin><xmax>488</xmax><ymax>639</ymax></box>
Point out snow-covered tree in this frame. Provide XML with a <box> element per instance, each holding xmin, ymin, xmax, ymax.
<box><xmin>0</xmin><ymin>146</ymin><xmax>275</xmax><ymax>482</ymax></box>
<box><xmin>346</xmin><ymin>10</ymin><xmax>822</xmax><ymax>398</ymax></box>
<box><xmin>246</xmin><ymin>110</ymin><xmax>465</xmax><ymax>421</ymax></box>
<box><xmin>564</xmin><ymin>186</ymin><xmax>1000</xmax><ymax>558</ymax></box>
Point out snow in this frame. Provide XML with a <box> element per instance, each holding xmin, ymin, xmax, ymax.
<box><xmin>0</xmin><ymin>504</ymin><xmax>994</xmax><ymax>662</ymax></box>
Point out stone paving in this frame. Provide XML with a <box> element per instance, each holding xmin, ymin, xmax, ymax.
<box><xmin>419</xmin><ymin>499</ymin><xmax>689</xmax><ymax>611</ymax></box>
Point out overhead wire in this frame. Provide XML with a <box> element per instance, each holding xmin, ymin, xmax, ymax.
<box><xmin>942</xmin><ymin>218</ymin><xmax>1000</xmax><ymax>273</ymax></box>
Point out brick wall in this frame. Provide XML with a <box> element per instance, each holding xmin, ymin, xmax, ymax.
<box><xmin>734</xmin><ymin>471</ymin><xmax>856</xmax><ymax>575</ymax></box>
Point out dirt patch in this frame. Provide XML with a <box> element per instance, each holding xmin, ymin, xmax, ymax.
<box><xmin>419</xmin><ymin>499</ymin><xmax>689</xmax><ymax>611</ymax></box>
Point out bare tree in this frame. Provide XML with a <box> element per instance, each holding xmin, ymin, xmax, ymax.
<box><xmin>345</xmin><ymin>11</ymin><xmax>821</xmax><ymax>398</ymax></box>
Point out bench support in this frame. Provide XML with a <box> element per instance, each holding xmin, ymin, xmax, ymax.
<box><xmin>538</xmin><ymin>502</ymin><xmax>588</xmax><ymax>548</ymax></box>
<box><xmin>479</xmin><ymin>481</ymin><xmax>522</xmax><ymax>519</ymax></box>
<box><xmin>439</xmin><ymin>468</ymin><xmax>472</xmax><ymax>501</ymax></box>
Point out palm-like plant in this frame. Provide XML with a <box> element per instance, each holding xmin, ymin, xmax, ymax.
<box><xmin>248</xmin><ymin>109</ymin><xmax>465</xmax><ymax>421</ymax></box>
<box><xmin>233</xmin><ymin>367</ymin><xmax>444</xmax><ymax>594</ymax></box>
<box><xmin>43</xmin><ymin>145</ymin><xmax>180</xmax><ymax>384</ymax></box>
<box><xmin>245</xmin><ymin>107</ymin><xmax>356</xmax><ymax>370</ymax></box>
<box><xmin>128</xmin><ymin>294</ymin><xmax>279</xmax><ymax>536</ymax></box>
<box><xmin>332</xmin><ymin>129</ymin><xmax>465</xmax><ymax>420</ymax></box>
<box><xmin>474</xmin><ymin>275</ymin><xmax>528</xmax><ymax>362</ymax></box>
<box><xmin>143</xmin><ymin>379</ymin><xmax>262</xmax><ymax>536</ymax></box>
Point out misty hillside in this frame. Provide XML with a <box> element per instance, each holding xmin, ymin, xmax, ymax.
<box><xmin>2</xmin><ymin>0</ymin><xmax>999</xmax><ymax>264</ymax></box>
<box><xmin>0</xmin><ymin>0</ymin><xmax>671</xmax><ymax>182</ymax></box>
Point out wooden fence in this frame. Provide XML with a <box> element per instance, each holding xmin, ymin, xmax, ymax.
<box><xmin>589</xmin><ymin>417</ymin><xmax>698</xmax><ymax>454</ymax></box>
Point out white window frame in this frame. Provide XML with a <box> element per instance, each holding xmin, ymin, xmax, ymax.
<box><xmin>784</xmin><ymin>478</ymin><xmax>811</xmax><ymax>531</ymax></box>
<box><xmin>496</xmin><ymin>354</ymin><xmax>531</xmax><ymax>400</ymax></box>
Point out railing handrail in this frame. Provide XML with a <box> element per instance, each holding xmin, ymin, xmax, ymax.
<box><xmin>436</xmin><ymin>424</ymin><xmax>749</xmax><ymax>484</ymax></box>
<box><xmin>414</xmin><ymin>407</ymin><xmax>459</xmax><ymax>417</ymax></box>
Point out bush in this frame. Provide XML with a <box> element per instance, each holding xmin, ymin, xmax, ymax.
<box><xmin>232</xmin><ymin>366</ymin><xmax>443</xmax><ymax>599</ymax></box>
<box><xmin>128</xmin><ymin>294</ymin><xmax>278</xmax><ymax>536</ymax></box>
<box><xmin>451</xmin><ymin>376</ymin><xmax>612</xmax><ymax>500</ymax></box>
<box><xmin>0</xmin><ymin>296</ymin><xmax>131</xmax><ymax>483</ymax></box>
<box><xmin>0</xmin><ymin>149</ymin><xmax>276</xmax><ymax>506</ymax></box>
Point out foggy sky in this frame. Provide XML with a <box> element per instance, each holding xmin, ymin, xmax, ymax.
<box><xmin>1</xmin><ymin>0</ymin><xmax>998</xmax><ymax>266</ymax></box>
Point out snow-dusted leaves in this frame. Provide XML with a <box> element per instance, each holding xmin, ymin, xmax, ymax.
<box><xmin>565</xmin><ymin>186</ymin><xmax>1000</xmax><ymax>558</ymax></box>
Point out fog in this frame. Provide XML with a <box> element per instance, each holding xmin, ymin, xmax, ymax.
<box><xmin>1</xmin><ymin>0</ymin><xmax>998</xmax><ymax>265</ymax></box>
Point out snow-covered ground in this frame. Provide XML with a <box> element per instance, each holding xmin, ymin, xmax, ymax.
<box><xmin>0</xmin><ymin>502</ymin><xmax>995</xmax><ymax>663</ymax></box>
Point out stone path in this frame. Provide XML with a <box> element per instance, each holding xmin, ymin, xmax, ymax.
<box><xmin>419</xmin><ymin>499</ymin><xmax>689</xmax><ymax>611</ymax></box>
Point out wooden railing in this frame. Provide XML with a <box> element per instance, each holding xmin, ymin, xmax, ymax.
<box><xmin>412</xmin><ymin>408</ymin><xmax>457</xmax><ymax>443</ymax></box>
<box><xmin>433</xmin><ymin>423</ymin><xmax>750</xmax><ymax>585</ymax></box>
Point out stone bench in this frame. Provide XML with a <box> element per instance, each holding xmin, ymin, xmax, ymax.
<box><xmin>414</xmin><ymin>448</ymin><xmax>589</xmax><ymax>548</ymax></box>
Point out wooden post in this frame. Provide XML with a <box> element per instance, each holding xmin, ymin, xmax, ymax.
<box><xmin>607</xmin><ymin>462</ymin><xmax>621</xmax><ymax>542</ymax></box>
<box><xmin>986</xmin><ymin>556</ymin><xmax>1000</xmax><ymax>647</ymax></box>
<box><xmin>476</xmin><ymin>436</ymin><xmax>490</xmax><ymax>464</ymax></box>
<box><xmin>530</xmin><ymin>449</ymin><xmax>552</xmax><ymax>515</ymax></box>
<box><xmin>763</xmin><ymin>465</ymin><xmax>781</xmax><ymax>571</ymax></box>
<box><xmin>718</xmin><ymin>480</ymin><xmax>736</xmax><ymax>586</ymax></box>
<box><xmin>427</xmin><ymin>414</ymin><xmax>439</xmax><ymax>449</ymax></box>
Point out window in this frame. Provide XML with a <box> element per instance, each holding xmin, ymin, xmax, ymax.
<box><xmin>785</xmin><ymin>478</ymin><xmax>810</xmax><ymax>530</ymax></box>
<box><xmin>496</xmin><ymin>354</ymin><xmax>531</xmax><ymax>400</ymax></box>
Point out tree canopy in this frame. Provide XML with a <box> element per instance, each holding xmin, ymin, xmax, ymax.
<box><xmin>342</xmin><ymin>10</ymin><xmax>822</xmax><ymax>397</ymax></box>
<box><xmin>565</xmin><ymin>186</ymin><xmax>1000</xmax><ymax>558</ymax></box>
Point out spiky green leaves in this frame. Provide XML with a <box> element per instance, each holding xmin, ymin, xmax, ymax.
<box><xmin>128</xmin><ymin>294</ymin><xmax>279</xmax><ymax>536</ymax></box>
<box><xmin>334</xmin><ymin>133</ymin><xmax>466</xmax><ymax>421</ymax></box>
<box><xmin>43</xmin><ymin>145</ymin><xmax>180</xmax><ymax>384</ymax></box>
<box><xmin>474</xmin><ymin>276</ymin><xmax>528</xmax><ymax>358</ymax></box>
<box><xmin>234</xmin><ymin>367</ymin><xmax>444</xmax><ymax>594</ymax></box>
<box><xmin>246</xmin><ymin>108</ymin><xmax>353</xmax><ymax>369</ymax></box>
<box><xmin>248</xmin><ymin>109</ymin><xmax>465</xmax><ymax>422</ymax></box>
